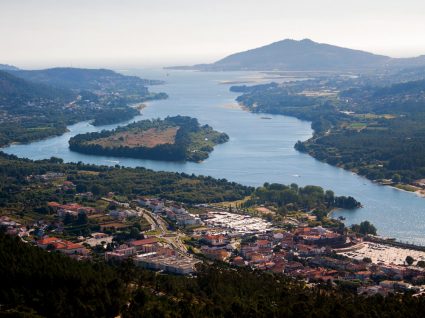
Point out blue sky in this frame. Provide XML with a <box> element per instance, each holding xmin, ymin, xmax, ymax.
<box><xmin>1</xmin><ymin>0</ymin><xmax>425</xmax><ymax>68</ymax></box>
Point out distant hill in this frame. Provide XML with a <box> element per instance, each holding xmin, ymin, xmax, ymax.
<box><xmin>0</xmin><ymin>64</ymin><xmax>19</xmax><ymax>71</ymax></box>
<box><xmin>168</xmin><ymin>39</ymin><xmax>425</xmax><ymax>72</ymax></box>
<box><xmin>10</xmin><ymin>67</ymin><xmax>162</xmax><ymax>92</ymax></box>
<box><xmin>0</xmin><ymin>70</ymin><xmax>73</xmax><ymax>102</ymax></box>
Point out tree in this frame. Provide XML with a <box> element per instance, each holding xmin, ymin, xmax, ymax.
<box><xmin>129</xmin><ymin>227</ymin><xmax>141</xmax><ymax>239</ymax></box>
<box><xmin>363</xmin><ymin>257</ymin><xmax>372</xmax><ymax>263</ymax></box>
<box><xmin>417</xmin><ymin>260</ymin><xmax>425</xmax><ymax>268</ymax></box>
<box><xmin>351</xmin><ymin>221</ymin><xmax>377</xmax><ymax>236</ymax></box>
<box><xmin>63</xmin><ymin>213</ymin><xmax>74</xmax><ymax>225</ymax></box>
<box><xmin>77</xmin><ymin>211</ymin><xmax>88</xmax><ymax>225</ymax></box>
<box><xmin>406</xmin><ymin>256</ymin><xmax>415</xmax><ymax>266</ymax></box>
<box><xmin>76</xmin><ymin>183</ymin><xmax>87</xmax><ymax>193</ymax></box>
<box><xmin>392</xmin><ymin>173</ymin><xmax>402</xmax><ymax>183</ymax></box>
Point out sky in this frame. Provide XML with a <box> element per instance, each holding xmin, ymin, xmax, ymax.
<box><xmin>1</xmin><ymin>0</ymin><xmax>425</xmax><ymax>68</ymax></box>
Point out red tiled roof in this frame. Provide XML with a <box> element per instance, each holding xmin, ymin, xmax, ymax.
<box><xmin>38</xmin><ymin>237</ymin><xmax>60</xmax><ymax>245</ymax></box>
<box><xmin>130</xmin><ymin>238</ymin><xmax>158</xmax><ymax>246</ymax></box>
<box><xmin>53</xmin><ymin>241</ymin><xmax>83</xmax><ymax>250</ymax></box>
<box><xmin>204</xmin><ymin>234</ymin><xmax>225</xmax><ymax>241</ymax></box>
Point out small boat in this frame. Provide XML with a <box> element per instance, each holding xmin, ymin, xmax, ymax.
<box><xmin>260</xmin><ymin>116</ymin><xmax>272</xmax><ymax>120</ymax></box>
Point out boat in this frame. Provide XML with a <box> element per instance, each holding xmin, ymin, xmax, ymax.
<box><xmin>260</xmin><ymin>116</ymin><xmax>272</xmax><ymax>120</ymax></box>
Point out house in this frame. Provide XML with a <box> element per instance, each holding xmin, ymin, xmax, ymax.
<box><xmin>171</xmin><ymin>205</ymin><xmax>187</xmax><ymax>215</ymax></box>
<box><xmin>175</xmin><ymin>213</ymin><xmax>203</xmax><ymax>226</ymax></box>
<box><xmin>37</xmin><ymin>236</ymin><xmax>61</xmax><ymax>249</ymax></box>
<box><xmin>284</xmin><ymin>261</ymin><xmax>304</xmax><ymax>273</ymax></box>
<box><xmin>203</xmin><ymin>234</ymin><xmax>228</xmax><ymax>246</ymax></box>
<box><xmin>53</xmin><ymin>241</ymin><xmax>87</xmax><ymax>255</ymax></box>
<box><xmin>105</xmin><ymin>244</ymin><xmax>136</xmax><ymax>261</ymax></box>
<box><xmin>37</xmin><ymin>237</ymin><xmax>87</xmax><ymax>255</ymax></box>
<box><xmin>109</xmin><ymin>209</ymin><xmax>140</xmax><ymax>220</ymax></box>
<box><xmin>60</xmin><ymin>181</ymin><xmax>76</xmax><ymax>191</ymax></box>
<box><xmin>130</xmin><ymin>238</ymin><xmax>159</xmax><ymax>252</ymax></box>
<box><xmin>201</xmin><ymin>246</ymin><xmax>230</xmax><ymax>261</ymax></box>
<box><xmin>48</xmin><ymin>202</ymin><xmax>96</xmax><ymax>217</ymax></box>
<box><xmin>256</xmin><ymin>239</ymin><xmax>273</xmax><ymax>250</ymax></box>
<box><xmin>240</xmin><ymin>244</ymin><xmax>259</xmax><ymax>258</ymax></box>
<box><xmin>75</xmin><ymin>192</ymin><xmax>94</xmax><ymax>199</ymax></box>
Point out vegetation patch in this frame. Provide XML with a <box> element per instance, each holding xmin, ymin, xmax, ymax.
<box><xmin>69</xmin><ymin>116</ymin><xmax>229</xmax><ymax>162</ymax></box>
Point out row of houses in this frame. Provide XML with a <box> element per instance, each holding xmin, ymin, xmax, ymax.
<box><xmin>47</xmin><ymin>202</ymin><xmax>96</xmax><ymax>217</ymax></box>
<box><xmin>137</xmin><ymin>197</ymin><xmax>203</xmax><ymax>227</ymax></box>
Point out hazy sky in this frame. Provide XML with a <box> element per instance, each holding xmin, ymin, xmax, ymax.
<box><xmin>1</xmin><ymin>0</ymin><xmax>425</xmax><ymax>68</ymax></box>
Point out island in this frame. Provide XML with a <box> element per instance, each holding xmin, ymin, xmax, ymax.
<box><xmin>69</xmin><ymin>115</ymin><xmax>229</xmax><ymax>162</ymax></box>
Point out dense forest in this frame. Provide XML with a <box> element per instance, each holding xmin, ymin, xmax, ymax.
<box><xmin>233</xmin><ymin>76</ymin><xmax>425</xmax><ymax>183</ymax></box>
<box><xmin>0</xmin><ymin>68</ymin><xmax>167</xmax><ymax>147</ymax></box>
<box><xmin>0</xmin><ymin>152</ymin><xmax>252</xmax><ymax>211</ymax></box>
<box><xmin>0</xmin><ymin>232</ymin><xmax>125</xmax><ymax>317</ymax></box>
<box><xmin>69</xmin><ymin>116</ymin><xmax>229</xmax><ymax>162</ymax></box>
<box><xmin>2</xmin><ymin>231</ymin><xmax>425</xmax><ymax>317</ymax></box>
<box><xmin>244</xmin><ymin>183</ymin><xmax>361</xmax><ymax>212</ymax></box>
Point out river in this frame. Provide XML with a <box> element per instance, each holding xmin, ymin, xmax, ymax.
<box><xmin>2</xmin><ymin>68</ymin><xmax>425</xmax><ymax>245</ymax></box>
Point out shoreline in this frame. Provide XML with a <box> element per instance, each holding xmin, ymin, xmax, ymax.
<box><xmin>237</xmin><ymin>101</ymin><xmax>425</xmax><ymax>200</ymax></box>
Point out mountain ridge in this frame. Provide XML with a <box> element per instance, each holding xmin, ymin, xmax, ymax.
<box><xmin>167</xmin><ymin>38</ymin><xmax>425</xmax><ymax>72</ymax></box>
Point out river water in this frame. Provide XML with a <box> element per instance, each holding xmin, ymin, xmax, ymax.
<box><xmin>2</xmin><ymin>69</ymin><xmax>425</xmax><ymax>245</ymax></box>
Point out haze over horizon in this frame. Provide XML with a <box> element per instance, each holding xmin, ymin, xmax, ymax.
<box><xmin>1</xmin><ymin>0</ymin><xmax>425</xmax><ymax>69</ymax></box>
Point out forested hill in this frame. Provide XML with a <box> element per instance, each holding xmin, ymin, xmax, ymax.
<box><xmin>0</xmin><ymin>68</ymin><xmax>167</xmax><ymax>147</ymax></box>
<box><xmin>10</xmin><ymin>67</ymin><xmax>164</xmax><ymax>92</ymax></box>
<box><xmin>0</xmin><ymin>70</ymin><xmax>74</xmax><ymax>101</ymax></box>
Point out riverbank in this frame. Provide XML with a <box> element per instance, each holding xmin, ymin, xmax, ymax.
<box><xmin>3</xmin><ymin>69</ymin><xmax>425</xmax><ymax>246</ymax></box>
<box><xmin>236</xmin><ymin>98</ymin><xmax>425</xmax><ymax>200</ymax></box>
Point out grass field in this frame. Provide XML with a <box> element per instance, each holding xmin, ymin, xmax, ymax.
<box><xmin>87</xmin><ymin>127</ymin><xmax>179</xmax><ymax>148</ymax></box>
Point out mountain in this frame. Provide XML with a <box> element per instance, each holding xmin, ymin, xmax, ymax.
<box><xmin>9</xmin><ymin>67</ymin><xmax>162</xmax><ymax>92</ymax></box>
<box><xmin>168</xmin><ymin>39</ymin><xmax>425</xmax><ymax>72</ymax></box>
<box><xmin>0</xmin><ymin>70</ymin><xmax>73</xmax><ymax>101</ymax></box>
<box><xmin>0</xmin><ymin>64</ymin><xmax>19</xmax><ymax>71</ymax></box>
<box><xmin>169</xmin><ymin>39</ymin><xmax>390</xmax><ymax>71</ymax></box>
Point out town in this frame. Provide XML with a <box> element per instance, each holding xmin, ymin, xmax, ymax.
<box><xmin>3</xmin><ymin>170</ymin><xmax>425</xmax><ymax>297</ymax></box>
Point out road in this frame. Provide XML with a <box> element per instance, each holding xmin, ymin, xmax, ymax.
<box><xmin>135</xmin><ymin>206</ymin><xmax>188</xmax><ymax>255</ymax></box>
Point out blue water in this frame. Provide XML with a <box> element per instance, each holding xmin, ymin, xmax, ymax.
<box><xmin>3</xmin><ymin>69</ymin><xmax>425</xmax><ymax>245</ymax></box>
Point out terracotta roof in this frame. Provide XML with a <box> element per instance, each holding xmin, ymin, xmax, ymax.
<box><xmin>38</xmin><ymin>237</ymin><xmax>60</xmax><ymax>245</ymax></box>
<box><xmin>130</xmin><ymin>238</ymin><xmax>158</xmax><ymax>246</ymax></box>
<box><xmin>53</xmin><ymin>241</ymin><xmax>83</xmax><ymax>250</ymax></box>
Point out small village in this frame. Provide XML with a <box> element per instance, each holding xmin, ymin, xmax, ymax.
<box><xmin>3</xmin><ymin>171</ymin><xmax>425</xmax><ymax>297</ymax></box>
